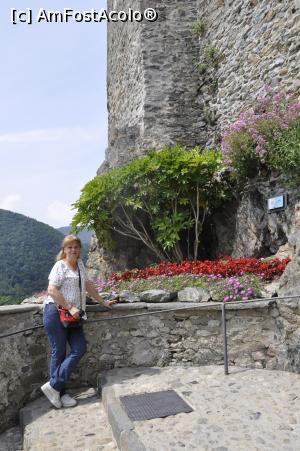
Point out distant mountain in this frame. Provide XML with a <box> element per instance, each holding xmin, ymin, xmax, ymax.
<box><xmin>57</xmin><ymin>226</ymin><xmax>93</xmax><ymax>245</ymax></box>
<box><xmin>0</xmin><ymin>209</ymin><xmax>65</xmax><ymax>305</ymax></box>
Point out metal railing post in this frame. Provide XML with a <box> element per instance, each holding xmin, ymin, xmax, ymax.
<box><xmin>221</xmin><ymin>302</ymin><xmax>229</xmax><ymax>375</ymax></box>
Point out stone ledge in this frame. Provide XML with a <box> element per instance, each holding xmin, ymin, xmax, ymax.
<box><xmin>145</xmin><ymin>300</ymin><xmax>277</xmax><ymax>311</ymax></box>
<box><xmin>87</xmin><ymin>302</ymin><xmax>147</xmax><ymax>312</ymax></box>
<box><xmin>145</xmin><ymin>302</ymin><xmax>204</xmax><ymax>311</ymax></box>
<box><xmin>222</xmin><ymin>300</ymin><xmax>275</xmax><ymax>310</ymax></box>
<box><xmin>88</xmin><ymin>300</ymin><xmax>280</xmax><ymax>313</ymax></box>
<box><xmin>0</xmin><ymin>299</ymin><xmax>294</xmax><ymax>317</ymax></box>
<box><xmin>0</xmin><ymin>304</ymin><xmax>43</xmax><ymax>315</ymax></box>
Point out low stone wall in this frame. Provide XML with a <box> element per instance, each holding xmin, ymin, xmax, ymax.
<box><xmin>1</xmin><ymin>298</ymin><xmax>300</xmax><ymax>432</ymax></box>
<box><xmin>0</xmin><ymin>305</ymin><xmax>47</xmax><ymax>433</ymax></box>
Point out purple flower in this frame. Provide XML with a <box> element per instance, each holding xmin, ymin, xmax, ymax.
<box><xmin>221</xmin><ymin>89</ymin><xmax>300</xmax><ymax>171</ymax></box>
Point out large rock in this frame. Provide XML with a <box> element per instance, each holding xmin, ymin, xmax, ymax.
<box><xmin>212</xmin><ymin>179</ymin><xmax>300</xmax><ymax>259</ymax></box>
<box><xmin>98</xmin><ymin>292</ymin><xmax>114</xmax><ymax>300</ymax></box>
<box><xmin>86</xmin><ymin>234</ymin><xmax>158</xmax><ymax>281</ymax></box>
<box><xmin>278</xmin><ymin>203</ymin><xmax>300</xmax><ymax>296</ymax></box>
<box><xmin>279</xmin><ymin>232</ymin><xmax>300</xmax><ymax>296</ymax></box>
<box><xmin>177</xmin><ymin>287</ymin><xmax>211</xmax><ymax>303</ymax></box>
<box><xmin>139</xmin><ymin>290</ymin><xmax>171</xmax><ymax>303</ymax></box>
<box><xmin>273</xmin><ymin>243</ymin><xmax>294</xmax><ymax>260</ymax></box>
<box><xmin>118</xmin><ymin>291</ymin><xmax>140</xmax><ymax>303</ymax></box>
<box><xmin>261</xmin><ymin>280</ymin><xmax>280</xmax><ymax>298</ymax></box>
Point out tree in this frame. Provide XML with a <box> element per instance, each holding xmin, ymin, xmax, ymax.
<box><xmin>72</xmin><ymin>146</ymin><xmax>227</xmax><ymax>261</ymax></box>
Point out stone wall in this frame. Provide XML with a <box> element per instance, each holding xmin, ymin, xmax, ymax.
<box><xmin>0</xmin><ymin>306</ymin><xmax>48</xmax><ymax>433</ymax></box>
<box><xmin>101</xmin><ymin>0</ymin><xmax>202</xmax><ymax>173</ymax></box>
<box><xmin>100</xmin><ymin>0</ymin><xmax>144</xmax><ymax>172</ymax></box>
<box><xmin>197</xmin><ymin>0</ymin><xmax>300</xmax><ymax>137</ymax></box>
<box><xmin>2</xmin><ymin>299</ymin><xmax>300</xmax><ymax>432</ymax></box>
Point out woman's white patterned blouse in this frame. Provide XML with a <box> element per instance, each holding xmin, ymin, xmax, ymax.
<box><xmin>45</xmin><ymin>259</ymin><xmax>88</xmax><ymax>313</ymax></box>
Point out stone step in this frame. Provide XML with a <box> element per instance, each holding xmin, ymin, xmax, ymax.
<box><xmin>19</xmin><ymin>387</ymin><xmax>117</xmax><ymax>451</ymax></box>
<box><xmin>98</xmin><ymin>377</ymin><xmax>145</xmax><ymax>451</ymax></box>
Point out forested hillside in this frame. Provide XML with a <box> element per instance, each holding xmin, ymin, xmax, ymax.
<box><xmin>0</xmin><ymin>209</ymin><xmax>64</xmax><ymax>304</ymax></box>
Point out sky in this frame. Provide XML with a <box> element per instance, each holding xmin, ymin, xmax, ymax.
<box><xmin>0</xmin><ymin>0</ymin><xmax>108</xmax><ymax>227</ymax></box>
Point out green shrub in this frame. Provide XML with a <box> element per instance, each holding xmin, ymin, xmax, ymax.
<box><xmin>268</xmin><ymin>118</ymin><xmax>300</xmax><ymax>187</ymax></box>
<box><xmin>72</xmin><ymin>146</ymin><xmax>228</xmax><ymax>261</ymax></box>
<box><xmin>192</xmin><ymin>19</ymin><xmax>206</xmax><ymax>36</ymax></box>
<box><xmin>202</xmin><ymin>46</ymin><xmax>224</xmax><ymax>69</ymax></box>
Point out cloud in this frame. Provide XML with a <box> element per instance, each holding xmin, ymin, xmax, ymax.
<box><xmin>0</xmin><ymin>127</ymin><xmax>102</xmax><ymax>144</ymax></box>
<box><xmin>45</xmin><ymin>200</ymin><xmax>75</xmax><ymax>228</ymax></box>
<box><xmin>0</xmin><ymin>194</ymin><xmax>22</xmax><ymax>211</ymax></box>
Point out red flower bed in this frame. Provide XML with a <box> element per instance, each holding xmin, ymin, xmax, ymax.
<box><xmin>111</xmin><ymin>256</ymin><xmax>290</xmax><ymax>282</ymax></box>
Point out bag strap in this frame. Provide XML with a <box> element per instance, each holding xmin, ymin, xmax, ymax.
<box><xmin>77</xmin><ymin>262</ymin><xmax>82</xmax><ymax>310</ymax></box>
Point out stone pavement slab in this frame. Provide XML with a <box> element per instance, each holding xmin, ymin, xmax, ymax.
<box><xmin>98</xmin><ymin>366</ymin><xmax>300</xmax><ymax>451</ymax></box>
<box><xmin>19</xmin><ymin>387</ymin><xmax>117</xmax><ymax>451</ymax></box>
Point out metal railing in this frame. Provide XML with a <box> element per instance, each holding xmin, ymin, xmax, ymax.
<box><xmin>0</xmin><ymin>294</ymin><xmax>299</xmax><ymax>375</ymax></box>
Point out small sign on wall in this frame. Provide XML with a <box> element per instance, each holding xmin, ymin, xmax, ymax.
<box><xmin>267</xmin><ymin>193</ymin><xmax>288</xmax><ymax>212</ymax></box>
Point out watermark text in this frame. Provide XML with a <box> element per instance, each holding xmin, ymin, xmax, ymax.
<box><xmin>10</xmin><ymin>8</ymin><xmax>158</xmax><ymax>25</ymax></box>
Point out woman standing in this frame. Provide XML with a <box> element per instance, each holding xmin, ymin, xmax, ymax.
<box><xmin>41</xmin><ymin>235</ymin><xmax>115</xmax><ymax>408</ymax></box>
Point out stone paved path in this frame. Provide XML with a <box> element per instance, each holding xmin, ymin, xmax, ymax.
<box><xmin>101</xmin><ymin>366</ymin><xmax>300</xmax><ymax>451</ymax></box>
<box><xmin>1</xmin><ymin>367</ymin><xmax>300</xmax><ymax>450</ymax></box>
<box><xmin>20</xmin><ymin>388</ymin><xmax>117</xmax><ymax>451</ymax></box>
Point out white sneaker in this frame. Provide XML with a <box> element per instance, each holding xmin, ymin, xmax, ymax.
<box><xmin>41</xmin><ymin>382</ymin><xmax>62</xmax><ymax>409</ymax></box>
<box><xmin>61</xmin><ymin>394</ymin><xmax>77</xmax><ymax>408</ymax></box>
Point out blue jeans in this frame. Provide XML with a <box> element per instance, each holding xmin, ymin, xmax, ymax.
<box><xmin>43</xmin><ymin>303</ymin><xmax>87</xmax><ymax>393</ymax></box>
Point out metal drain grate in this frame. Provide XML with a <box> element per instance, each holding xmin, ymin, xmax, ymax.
<box><xmin>120</xmin><ymin>389</ymin><xmax>193</xmax><ymax>421</ymax></box>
